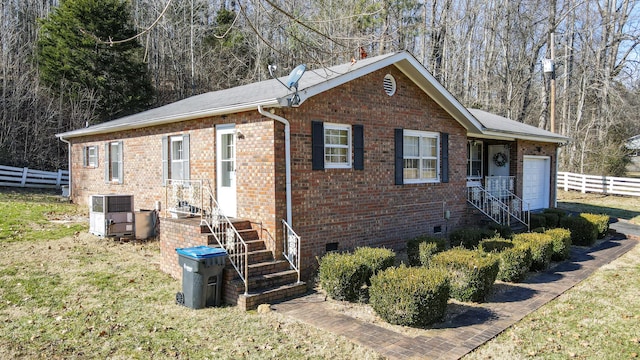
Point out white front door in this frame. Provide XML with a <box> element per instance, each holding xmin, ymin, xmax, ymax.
<box><xmin>488</xmin><ymin>145</ymin><xmax>510</xmax><ymax>177</ymax></box>
<box><xmin>523</xmin><ymin>156</ymin><xmax>551</xmax><ymax>210</ymax></box>
<box><xmin>217</xmin><ymin>125</ymin><xmax>237</xmax><ymax>217</ymax></box>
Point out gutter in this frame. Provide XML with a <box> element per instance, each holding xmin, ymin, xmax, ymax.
<box><xmin>59</xmin><ymin>136</ymin><xmax>72</xmax><ymax>198</ymax></box>
<box><xmin>56</xmin><ymin>100</ymin><xmax>280</xmax><ymax>139</ymax></box>
<box><xmin>257</xmin><ymin>105</ymin><xmax>292</xmax><ymax>226</ymax></box>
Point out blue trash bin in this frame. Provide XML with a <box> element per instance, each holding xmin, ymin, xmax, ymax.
<box><xmin>175</xmin><ymin>246</ymin><xmax>227</xmax><ymax>309</ymax></box>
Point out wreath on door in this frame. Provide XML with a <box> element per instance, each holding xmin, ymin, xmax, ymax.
<box><xmin>493</xmin><ymin>152</ymin><xmax>508</xmax><ymax>167</ymax></box>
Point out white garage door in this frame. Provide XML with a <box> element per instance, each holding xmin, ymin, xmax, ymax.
<box><xmin>522</xmin><ymin>156</ymin><xmax>551</xmax><ymax>210</ymax></box>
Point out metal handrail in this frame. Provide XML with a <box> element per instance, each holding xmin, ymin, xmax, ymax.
<box><xmin>467</xmin><ymin>185</ymin><xmax>511</xmax><ymax>227</ymax></box>
<box><xmin>202</xmin><ymin>180</ymin><xmax>249</xmax><ymax>295</ymax></box>
<box><xmin>483</xmin><ymin>176</ymin><xmax>530</xmax><ymax>230</ymax></box>
<box><xmin>165</xmin><ymin>179</ymin><xmax>249</xmax><ymax>295</ymax></box>
<box><xmin>468</xmin><ymin>184</ymin><xmax>530</xmax><ymax>230</ymax></box>
<box><xmin>282</xmin><ymin>219</ymin><xmax>301</xmax><ymax>284</ymax></box>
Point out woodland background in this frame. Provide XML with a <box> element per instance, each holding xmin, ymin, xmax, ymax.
<box><xmin>1</xmin><ymin>0</ymin><xmax>640</xmax><ymax>174</ymax></box>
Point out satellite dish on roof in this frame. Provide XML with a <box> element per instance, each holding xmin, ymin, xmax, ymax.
<box><xmin>286</xmin><ymin>64</ymin><xmax>306</xmax><ymax>90</ymax></box>
<box><xmin>267</xmin><ymin>63</ymin><xmax>307</xmax><ymax>107</ymax></box>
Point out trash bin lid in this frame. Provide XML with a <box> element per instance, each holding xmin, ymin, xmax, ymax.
<box><xmin>176</xmin><ymin>246</ymin><xmax>227</xmax><ymax>259</ymax></box>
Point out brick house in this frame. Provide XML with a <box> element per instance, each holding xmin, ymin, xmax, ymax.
<box><xmin>56</xmin><ymin>51</ymin><xmax>567</xmax><ymax>309</ymax></box>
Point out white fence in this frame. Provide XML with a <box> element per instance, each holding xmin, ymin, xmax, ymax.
<box><xmin>0</xmin><ymin>165</ymin><xmax>69</xmax><ymax>189</ymax></box>
<box><xmin>558</xmin><ymin>171</ymin><xmax>640</xmax><ymax>197</ymax></box>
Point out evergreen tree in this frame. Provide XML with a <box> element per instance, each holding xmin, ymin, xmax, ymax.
<box><xmin>37</xmin><ymin>0</ymin><xmax>153</xmax><ymax>123</ymax></box>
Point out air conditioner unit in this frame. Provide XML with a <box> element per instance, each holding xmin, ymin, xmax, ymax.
<box><xmin>89</xmin><ymin>194</ymin><xmax>134</xmax><ymax>237</ymax></box>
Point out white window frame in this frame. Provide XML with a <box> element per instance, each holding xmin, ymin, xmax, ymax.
<box><xmin>324</xmin><ymin>123</ymin><xmax>352</xmax><ymax>169</ymax></box>
<box><xmin>170</xmin><ymin>136</ymin><xmax>185</xmax><ymax>181</ymax></box>
<box><xmin>403</xmin><ymin>130</ymin><xmax>440</xmax><ymax>184</ymax></box>
<box><xmin>83</xmin><ymin>145</ymin><xmax>98</xmax><ymax>168</ymax></box>
<box><xmin>467</xmin><ymin>140</ymin><xmax>483</xmax><ymax>179</ymax></box>
<box><xmin>107</xmin><ymin>141</ymin><xmax>123</xmax><ymax>183</ymax></box>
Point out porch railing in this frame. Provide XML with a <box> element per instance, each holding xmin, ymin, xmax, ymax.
<box><xmin>165</xmin><ymin>179</ymin><xmax>249</xmax><ymax>295</ymax></box>
<box><xmin>485</xmin><ymin>176</ymin><xmax>515</xmax><ymax>196</ymax></box>
<box><xmin>468</xmin><ymin>182</ymin><xmax>530</xmax><ymax>230</ymax></box>
<box><xmin>484</xmin><ymin>176</ymin><xmax>530</xmax><ymax>229</ymax></box>
<box><xmin>467</xmin><ymin>186</ymin><xmax>511</xmax><ymax>227</ymax></box>
<box><xmin>282</xmin><ymin>219</ymin><xmax>301</xmax><ymax>284</ymax></box>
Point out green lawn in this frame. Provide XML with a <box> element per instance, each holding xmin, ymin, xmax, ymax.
<box><xmin>0</xmin><ymin>188</ymin><xmax>379</xmax><ymax>359</ymax></box>
<box><xmin>557</xmin><ymin>190</ymin><xmax>640</xmax><ymax>224</ymax></box>
<box><xmin>1</xmin><ymin>188</ymin><xmax>639</xmax><ymax>359</ymax></box>
<box><xmin>464</xmin><ymin>190</ymin><xmax>640</xmax><ymax>359</ymax></box>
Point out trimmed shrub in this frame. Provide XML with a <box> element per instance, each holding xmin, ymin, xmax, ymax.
<box><xmin>580</xmin><ymin>213</ymin><xmax>610</xmax><ymax>239</ymax></box>
<box><xmin>478</xmin><ymin>237</ymin><xmax>514</xmax><ymax>253</ymax></box>
<box><xmin>486</xmin><ymin>223</ymin><xmax>513</xmax><ymax>239</ymax></box>
<box><xmin>497</xmin><ymin>244</ymin><xmax>532</xmax><ymax>282</ymax></box>
<box><xmin>418</xmin><ymin>241</ymin><xmax>442</xmax><ymax>267</ymax></box>
<box><xmin>560</xmin><ymin>216</ymin><xmax>597</xmax><ymax>246</ymax></box>
<box><xmin>542</xmin><ymin>212</ymin><xmax>560</xmax><ymax>228</ymax></box>
<box><xmin>430</xmin><ymin>248</ymin><xmax>499</xmax><ymax>303</ymax></box>
<box><xmin>370</xmin><ymin>266</ymin><xmax>450</xmax><ymax>327</ymax></box>
<box><xmin>318</xmin><ymin>252</ymin><xmax>369</xmax><ymax>301</ymax></box>
<box><xmin>353</xmin><ymin>247</ymin><xmax>396</xmax><ymax>285</ymax></box>
<box><xmin>449</xmin><ymin>228</ymin><xmax>496</xmax><ymax>249</ymax></box>
<box><xmin>407</xmin><ymin>236</ymin><xmax>446</xmax><ymax>267</ymax></box>
<box><xmin>512</xmin><ymin>233</ymin><xmax>554</xmax><ymax>271</ymax></box>
<box><xmin>543</xmin><ymin>208</ymin><xmax>567</xmax><ymax>219</ymax></box>
<box><xmin>530</xmin><ymin>214</ymin><xmax>547</xmax><ymax>229</ymax></box>
<box><xmin>545</xmin><ymin>228</ymin><xmax>572</xmax><ymax>261</ymax></box>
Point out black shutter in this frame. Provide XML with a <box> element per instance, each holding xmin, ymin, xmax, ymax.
<box><xmin>312</xmin><ymin>121</ymin><xmax>324</xmax><ymax>170</ymax></box>
<box><xmin>441</xmin><ymin>132</ymin><xmax>449</xmax><ymax>183</ymax></box>
<box><xmin>394</xmin><ymin>129</ymin><xmax>403</xmax><ymax>185</ymax></box>
<box><xmin>353</xmin><ymin>124</ymin><xmax>364</xmax><ymax>170</ymax></box>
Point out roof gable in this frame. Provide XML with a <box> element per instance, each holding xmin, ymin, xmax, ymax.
<box><xmin>56</xmin><ymin>51</ymin><xmax>567</xmax><ymax>144</ymax></box>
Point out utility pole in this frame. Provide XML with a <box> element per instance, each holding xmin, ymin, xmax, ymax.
<box><xmin>549</xmin><ymin>32</ymin><xmax>556</xmax><ymax>133</ymax></box>
<box><xmin>543</xmin><ymin>33</ymin><xmax>556</xmax><ymax>133</ymax></box>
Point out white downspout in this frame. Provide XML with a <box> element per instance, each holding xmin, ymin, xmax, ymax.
<box><xmin>59</xmin><ymin>136</ymin><xmax>72</xmax><ymax>198</ymax></box>
<box><xmin>258</xmin><ymin>105</ymin><xmax>292</xmax><ymax>225</ymax></box>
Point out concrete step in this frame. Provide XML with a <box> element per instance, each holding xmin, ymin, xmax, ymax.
<box><xmin>248</xmin><ymin>259</ymin><xmax>291</xmax><ymax>277</ymax></box>
<box><xmin>236</xmin><ymin>282</ymin><xmax>308</xmax><ymax>311</ymax></box>
<box><xmin>228</xmin><ymin>269</ymin><xmax>299</xmax><ymax>292</ymax></box>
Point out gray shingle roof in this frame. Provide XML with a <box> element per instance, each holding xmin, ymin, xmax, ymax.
<box><xmin>468</xmin><ymin>108</ymin><xmax>568</xmax><ymax>143</ymax></box>
<box><xmin>56</xmin><ymin>51</ymin><xmax>568</xmax><ymax>144</ymax></box>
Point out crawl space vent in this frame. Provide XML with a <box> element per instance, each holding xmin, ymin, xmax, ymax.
<box><xmin>383</xmin><ymin>74</ymin><xmax>396</xmax><ymax>96</ymax></box>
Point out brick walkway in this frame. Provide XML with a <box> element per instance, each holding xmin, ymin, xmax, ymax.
<box><xmin>272</xmin><ymin>221</ymin><xmax>640</xmax><ymax>360</ymax></box>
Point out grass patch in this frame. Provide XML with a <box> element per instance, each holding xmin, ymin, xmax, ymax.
<box><xmin>0</xmin><ymin>189</ymin><xmax>379</xmax><ymax>359</ymax></box>
<box><xmin>464</xmin><ymin>242</ymin><xmax>640</xmax><ymax>359</ymax></box>
<box><xmin>558</xmin><ymin>191</ymin><xmax>640</xmax><ymax>224</ymax></box>
<box><xmin>0</xmin><ymin>188</ymin><xmax>87</xmax><ymax>242</ymax></box>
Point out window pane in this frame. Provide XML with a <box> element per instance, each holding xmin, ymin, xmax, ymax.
<box><xmin>421</xmin><ymin>159</ymin><xmax>437</xmax><ymax>179</ymax></box>
<box><xmin>221</xmin><ymin>161</ymin><xmax>233</xmax><ymax>187</ymax></box>
<box><xmin>472</xmin><ymin>144</ymin><xmax>482</xmax><ymax>160</ymax></box>
<box><xmin>110</xmin><ymin>143</ymin><xmax>120</xmax><ymax>180</ymax></box>
<box><xmin>403</xmin><ymin>159</ymin><xmax>419</xmax><ymax>179</ymax></box>
<box><xmin>403</xmin><ymin>136</ymin><xmax>419</xmax><ymax>157</ymax></box>
<box><xmin>470</xmin><ymin>161</ymin><xmax>482</xmax><ymax>177</ymax></box>
<box><xmin>325</xmin><ymin>128</ymin><xmax>348</xmax><ymax>146</ymax></box>
<box><xmin>421</xmin><ymin>137</ymin><xmax>437</xmax><ymax>157</ymax></box>
<box><xmin>326</xmin><ymin>147</ymin><xmax>347</xmax><ymax>164</ymax></box>
<box><xmin>221</xmin><ymin>134</ymin><xmax>234</xmax><ymax>160</ymax></box>
<box><xmin>171</xmin><ymin>162</ymin><xmax>183</xmax><ymax>180</ymax></box>
<box><xmin>88</xmin><ymin>146</ymin><xmax>97</xmax><ymax>167</ymax></box>
<box><xmin>171</xmin><ymin>140</ymin><xmax>183</xmax><ymax>160</ymax></box>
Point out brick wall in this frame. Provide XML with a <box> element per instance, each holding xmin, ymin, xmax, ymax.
<box><xmin>277</xmin><ymin>67</ymin><xmax>469</xmax><ymax>278</ymax></box>
<box><xmin>516</xmin><ymin>140</ymin><xmax>558</xmax><ymax>206</ymax></box>
<box><xmin>159</xmin><ymin>218</ymin><xmax>211</xmax><ymax>279</ymax></box>
<box><xmin>67</xmin><ymin>63</ymin><xmax>559</xmax><ymax>282</ymax></box>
